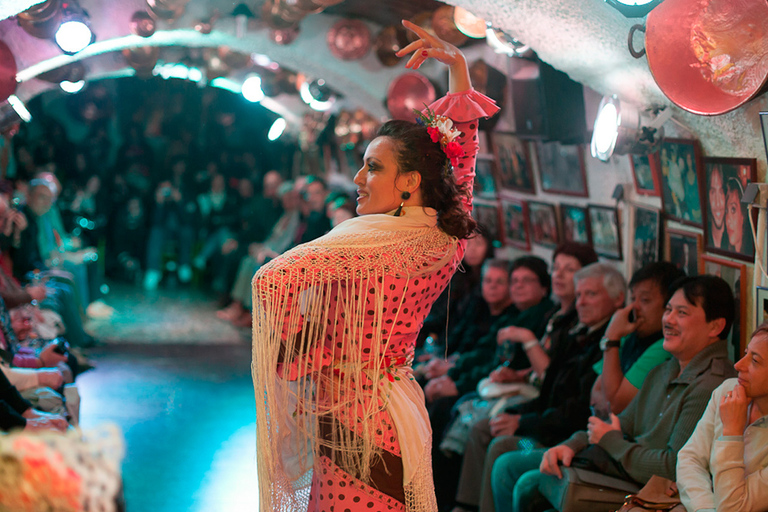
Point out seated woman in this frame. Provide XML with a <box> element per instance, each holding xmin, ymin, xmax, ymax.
<box><xmin>677</xmin><ymin>323</ymin><xmax>768</xmax><ymax>512</ymax></box>
<box><xmin>416</xmin><ymin>258</ymin><xmax>515</xmax><ymax>385</ymax></box>
<box><xmin>417</xmin><ymin>229</ymin><xmax>494</xmax><ymax>354</ymax></box>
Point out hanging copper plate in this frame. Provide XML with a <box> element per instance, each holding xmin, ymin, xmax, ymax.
<box><xmin>270</xmin><ymin>26</ymin><xmax>300</xmax><ymax>45</ymax></box>
<box><xmin>0</xmin><ymin>41</ymin><xmax>16</xmax><ymax>103</ymax></box>
<box><xmin>130</xmin><ymin>11</ymin><xmax>156</xmax><ymax>38</ymax></box>
<box><xmin>386</xmin><ymin>72</ymin><xmax>436</xmax><ymax>121</ymax></box>
<box><xmin>327</xmin><ymin>19</ymin><xmax>371</xmax><ymax>61</ymax></box>
<box><xmin>374</xmin><ymin>25</ymin><xmax>409</xmax><ymax>67</ymax></box>
<box><xmin>645</xmin><ymin>0</ymin><xmax>768</xmax><ymax>115</ymax></box>
<box><xmin>432</xmin><ymin>6</ymin><xmax>468</xmax><ymax>47</ymax></box>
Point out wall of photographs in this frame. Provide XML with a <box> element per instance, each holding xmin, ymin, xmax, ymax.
<box><xmin>474</xmin><ymin>97</ymin><xmax>768</xmax><ymax>361</ymax></box>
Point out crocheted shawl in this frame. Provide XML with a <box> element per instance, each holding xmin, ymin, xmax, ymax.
<box><xmin>252</xmin><ymin>208</ymin><xmax>457</xmax><ymax>511</ymax></box>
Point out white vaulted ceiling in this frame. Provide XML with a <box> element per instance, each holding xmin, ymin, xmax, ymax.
<box><xmin>1</xmin><ymin>0</ymin><xmax>767</xmax><ymax>167</ymax></box>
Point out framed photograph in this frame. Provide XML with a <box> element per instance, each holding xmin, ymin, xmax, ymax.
<box><xmin>760</xmin><ymin>112</ymin><xmax>768</xmax><ymax>162</ymax></box>
<box><xmin>491</xmin><ymin>132</ymin><xmax>535</xmax><ymax>194</ymax></box>
<box><xmin>528</xmin><ymin>201</ymin><xmax>560</xmax><ymax>248</ymax></box>
<box><xmin>474</xmin><ymin>154</ymin><xmax>498</xmax><ymax>199</ymax></box>
<box><xmin>756</xmin><ymin>286</ymin><xmax>768</xmax><ymax>328</ymax></box>
<box><xmin>702</xmin><ymin>255</ymin><xmax>746</xmax><ymax>361</ymax></box>
<box><xmin>588</xmin><ymin>205</ymin><xmax>622</xmax><ymax>260</ymax></box>
<box><xmin>664</xmin><ymin>228</ymin><xmax>702</xmax><ymax>277</ymax></box>
<box><xmin>629</xmin><ymin>152</ymin><xmax>661</xmax><ymax>197</ymax></box>
<box><xmin>535</xmin><ymin>141</ymin><xmax>589</xmax><ymax>197</ymax></box>
<box><xmin>560</xmin><ymin>204</ymin><xmax>591</xmax><ymax>245</ymax></box>
<box><xmin>630</xmin><ymin>205</ymin><xmax>660</xmax><ymax>273</ymax></box>
<box><xmin>500</xmin><ymin>197</ymin><xmax>530</xmax><ymax>250</ymax></box>
<box><xmin>473</xmin><ymin>199</ymin><xmax>502</xmax><ymax>246</ymax></box>
<box><xmin>702</xmin><ymin>157</ymin><xmax>757</xmax><ymax>262</ymax></box>
<box><xmin>657</xmin><ymin>138</ymin><xmax>704</xmax><ymax>226</ymax></box>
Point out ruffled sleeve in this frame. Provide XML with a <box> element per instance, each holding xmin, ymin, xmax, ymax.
<box><xmin>425</xmin><ymin>89</ymin><xmax>499</xmax><ymax>214</ymax></box>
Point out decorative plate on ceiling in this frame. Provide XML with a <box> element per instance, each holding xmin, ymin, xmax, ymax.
<box><xmin>0</xmin><ymin>41</ymin><xmax>17</xmax><ymax>104</ymax></box>
<box><xmin>327</xmin><ymin>19</ymin><xmax>372</xmax><ymax>61</ymax></box>
<box><xmin>386</xmin><ymin>72</ymin><xmax>436</xmax><ymax>121</ymax></box>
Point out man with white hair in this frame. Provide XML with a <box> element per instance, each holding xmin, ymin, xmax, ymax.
<box><xmin>451</xmin><ymin>263</ymin><xmax>626</xmax><ymax>512</ymax></box>
<box><xmin>498</xmin><ymin>275</ymin><xmax>737</xmax><ymax>512</ymax></box>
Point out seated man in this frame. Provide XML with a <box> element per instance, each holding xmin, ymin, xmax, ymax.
<box><xmin>451</xmin><ymin>262</ymin><xmax>626</xmax><ymax>512</ymax></box>
<box><xmin>0</xmin><ymin>365</ymin><xmax>68</xmax><ymax>432</ymax></box>
<box><xmin>677</xmin><ymin>322</ymin><xmax>768</xmax><ymax>512</ymax></box>
<box><xmin>500</xmin><ymin>275</ymin><xmax>737</xmax><ymax>512</ymax></box>
<box><xmin>591</xmin><ymin>262</ymin><xmax>685</xmax><ymax>414</ymax></box>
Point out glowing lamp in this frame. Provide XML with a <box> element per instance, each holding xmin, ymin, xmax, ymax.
<box><xmin>55</xmin><ymin>19</ymin><xmax>94</xmax><ymax>54</ymax></box>
<box><xmin>590</xmin><ymin>95</ymin><xmax>671</xmax><ymax>161</ymax></box>
<box><xmin>268</xmin><ymin>118</ymin><xmax>287</xmax><ymax>141</ymax></box>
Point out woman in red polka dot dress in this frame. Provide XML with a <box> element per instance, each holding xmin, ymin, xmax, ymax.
<box><xmin>252</xmin><ymin>20</ymin><xmax>498</xmax><ymax>512</ymax></box>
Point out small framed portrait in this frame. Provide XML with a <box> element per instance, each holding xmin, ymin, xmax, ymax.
<box><xmin>664</xmin><ymin>228</ymin><xmax>702</xmax><ymax>277</ymax></box>
<box><xmin>703</xmin><ymin>157</ymin><xmax>757</xmax><ymax>262</ymax></box>
<box><xmin>560</xmin><ymin>204</ymin><xmax>591</xmax><ymax>245</ymax></box>
<box><xmin>473</xmin><ymin>199</ymin><xmax>502</xmax><ymax>246</ymax></box>
<box><xmin>474</xmin><ymin>154</ymin><xmax>499</xmax><ymax>199</ymax></box>
<box><xmin>756</xmin><ymin>286</ymin><xmax>768</xmax><ymax>328</ymax></box>
<box><xmin>629</xmin><ymin>152</ymin><xmax>661</xmax><ymax>197</ymax></box>
<box><xmin>500</xmin><ymin>197</ymin><xmax>530</xmax><ymax>250</ymax></box>
<box><xmin>528</xmin><ymin>201</ymin><xmax>560</xmax><ymax>248</ymax></box>
<box><xmin>630</xmin><ymin>205</ymin><xmax>660</xmax><ymax>273</ymax></box>
<box><xmin>491</xmin><ymin>132</ymin><xmax>535</xmax><ymax>194</ymax></box>
<box><xmin>588</xmin><ymin>205</ymin><xmax>622</xmax><ymax>260</ymax></box>
<box><xmin>702</xmin><ymin>255</ymin><xmax>747</xmax><ymax>361</ymax></box>
<box><xmin>657</xmin><ymin>138</ymin><xmax>704</xmax><ymax>227</ymax></box>
<box><xmin>535</xmin><ymin>141</ymin><xmax>589</xmax><ymax>197</ymax></box>
<box><xmin>760</xmin><ymin>112</ymin><xmax>768</xmax><ymax>162</ymax></box>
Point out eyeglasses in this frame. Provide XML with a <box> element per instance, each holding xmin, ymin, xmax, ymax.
<box><xmin>511</xmin><ymin>277</ymin><xmax>540</xmax><ymax>286</ymax></box>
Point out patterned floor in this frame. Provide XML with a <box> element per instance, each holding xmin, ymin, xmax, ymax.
<box><xmin>77</xmin><ymin>284</ymin><xmax>259</xmax><ymax>512</ymax></box>
<box><xmin>85</xmin><ymin>282</ymin><xmax>249</xmax><ymax>344</ymax></box>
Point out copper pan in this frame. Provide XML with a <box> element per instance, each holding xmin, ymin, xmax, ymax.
<box><xmin>644</xmin><ymin>0</ymin><xmax>768</xmax><ymax>115</ymax></box>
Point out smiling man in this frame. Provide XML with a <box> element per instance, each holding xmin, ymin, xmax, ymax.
<box><xmin>494</xmin><ymin>275</ymin><xmax>738</xmax><ymax>512</ymax></box>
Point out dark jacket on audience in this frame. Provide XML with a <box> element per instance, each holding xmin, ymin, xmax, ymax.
<box><xmin>507</xmin><ymin>317</ymin><xmax>607</xmax><ymax>446</ymax></box>
<box><xmin>0</xmin><ymin>368</ymin><xmax>31</xmax><ymax>431</ymax></box>
<box><xmin>448</xmin><ymin>298</ymin><xmax>554</xmax><ymax>395</ymax></box>
<box><xmin>563</xmin><ymin>339</ymin><xmax>736</xmax><ymax>484</ymax></box>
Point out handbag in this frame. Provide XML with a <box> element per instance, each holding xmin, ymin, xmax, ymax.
<box><xmin>539</xmin><ymin>467</ymin><xmax>640</xmax><ymax>512</ymax></box>
<box><xmin>615</xmin><ymin>475</ymin><xmax>685</xmax><ymax>512</ymax></box>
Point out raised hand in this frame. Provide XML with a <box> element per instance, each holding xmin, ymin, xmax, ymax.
<box><xmin>396</xmin><ymin>19</ymin><xmax>471</xmax><ymax>93</ymax></box>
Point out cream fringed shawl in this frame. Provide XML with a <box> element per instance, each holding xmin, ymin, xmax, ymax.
<box><xmin>252</xmin><ymin>208</ymin><xmax>456</xmax><ymax>512</ymax></box>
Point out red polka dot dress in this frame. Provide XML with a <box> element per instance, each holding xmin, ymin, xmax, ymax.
<box><xmin>252</xmin><ymin>89</ymin><xmax>499</xmax><ymax>512</ymax></box>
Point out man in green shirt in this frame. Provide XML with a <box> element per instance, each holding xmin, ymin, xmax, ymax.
<box><xmin>495</xmin><ymin>275</ymin><xmax>737</xmax><ymax>512</ymax></box>
<box><xmin>592</xmin><ymin>262</ymin><xmax>686</xmax><ymax>415</ymax></box>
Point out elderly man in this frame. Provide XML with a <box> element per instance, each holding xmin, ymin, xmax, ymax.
<box><xmin>451</xmin><ymin>262</ymin><xmax>626</xmax><ymax>512</ymax></box>
<box><xmin>497</xmin><ymin>275</ymin><xmax>737</xmax><ymax>512</ymax></box>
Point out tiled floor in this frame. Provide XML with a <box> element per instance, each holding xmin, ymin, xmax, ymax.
<box><xmin>77</xmin><ymin>285</ymin><xmax>259</xmax><ymax>512</ymax></box>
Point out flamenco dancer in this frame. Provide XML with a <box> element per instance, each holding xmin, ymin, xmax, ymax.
<box><xmin>252</xmin><ymin>19</ymin><xmax>498</xmax><ymax>512</ymax></box>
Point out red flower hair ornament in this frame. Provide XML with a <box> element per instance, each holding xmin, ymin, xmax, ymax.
<box><xmin>414</xmin><ymin>106</ymin><xmax>465</xmax><ymax>171</ymax></box>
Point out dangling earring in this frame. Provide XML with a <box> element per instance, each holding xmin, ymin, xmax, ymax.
<box><xmin>395</xmin><ymin>191</ymin><xmax>411</xmax><ymax>217</ymax></box>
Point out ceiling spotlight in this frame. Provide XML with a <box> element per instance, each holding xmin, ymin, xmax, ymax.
<box><xmin>590</xmin><ymin>95</ymin><xmax>672</xmax><ymax>161</ymax></box>
<box><xmin>300</xmin><ymin>79</ymin><xmax>335</xmax><ymax>112</ymax></box>
<box><xmin>54</xmin><ymin>3</ymin><xmax>94</xmax><ymax>54</ymax></box>
<box><xmin>485</xmin><ymin>27</ymin><xmax>531</xmax><ymax>57</ymax></box>
<box><xmin>60</xmin><ymin>80</ymin><xmax>85</xmax><ymax>93</ymax></box>
<box><xmin>16</xmin><ymin>0</ymin><xmax>62</xmax><ymax>40</ymax></box>
<box><xmin>453</xmin><ymin>7</ymin><xmax>487</xmax><ymax>38</ymax></box>
<box><xmin>7</xmin><ymin>95</ymin><xmax>32</xmax><ymax>122</ymax></box>
<box><xmin>604</xmin><ymin>0</ymin><xmax>665</xmax><ymax>18</ymax></box>
<box><xmin>268</xmin><ymin>118</ymin><xmax>286</xmax><ymax>141</ymax></box>
<box><xmin>242</xmin><ymin>75</ymin><xmax>265</xmax><ymax>102</ymax></box>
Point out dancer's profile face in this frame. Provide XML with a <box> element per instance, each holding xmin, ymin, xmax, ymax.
<box><xmin>354</xmin><ymin>136</ymin><xmax>410</xmax><ymax>215</ymax></box>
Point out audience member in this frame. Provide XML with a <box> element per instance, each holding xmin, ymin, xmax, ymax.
<box><xmin>506</xmin><ymin>275</ymin><xmax>738</xmax><ymax>512</ymax></box>
<box><xmin>451</xmin><ymin>262</ymin><xmax>625</xmax><ymax>512</ymax></box>
<box><xmin>678</xmin><ymin>322</ymin><xmax>768</xmax><ymax>512</ymax></box>
<box><xmin>591</xmin><ymin>262</ymin><xmax>685</xmax><ymax>414</ymax></box>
